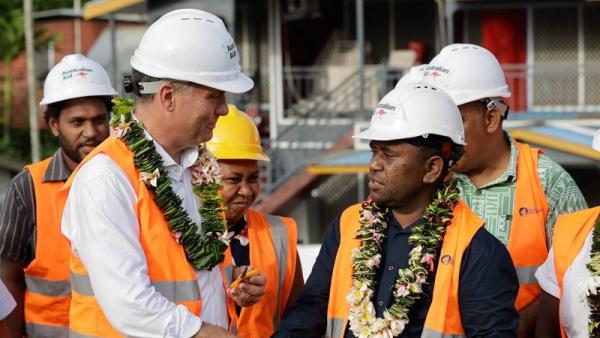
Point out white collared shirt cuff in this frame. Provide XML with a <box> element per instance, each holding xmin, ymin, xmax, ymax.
<box><xmin>535</xmin><ymin>247</ymin><xmax>560</xmax><ymax>298</ymax></box>
<box><xmin>167</xmin><ymin>306</ymin><xmax>202</xmax><ymax>338</ymax></box>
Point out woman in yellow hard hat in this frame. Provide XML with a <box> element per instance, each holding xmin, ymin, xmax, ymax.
<box><xmin>208</xmin><ymin>105</ymin><xmax>304</xmax><ymax>338</ymax></box>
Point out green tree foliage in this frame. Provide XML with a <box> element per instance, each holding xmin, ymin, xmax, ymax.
<box><xmin>0</xmin><ymin>0</ymin><xmax>78</xmax><ymax>161</ymax></box>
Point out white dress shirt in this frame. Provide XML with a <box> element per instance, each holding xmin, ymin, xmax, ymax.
<box><xmin>61</xmin><ymin>137</ymin><xmax>228</xmax><ymax>337</ymax></box>
<box><xmin>0</xmin><ymin>279</ymin><xmax>16</xmax><ymax>320</ymax></box>
<box><xmin>536</xmin><ymin>230</ymin><xmax>592</xmax><ymax>338</ymax></box>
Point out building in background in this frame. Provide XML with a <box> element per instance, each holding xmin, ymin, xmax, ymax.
<box><xmin>3</xmin><ymin>1</ymin><xmax>600</xmax><ymax>263</ymax></box>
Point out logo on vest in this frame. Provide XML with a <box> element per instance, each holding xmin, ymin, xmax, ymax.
<box><xmin>518</xmin><ymin>207</ymin><xmax>544</xmax><ymax>216</ymax></box>
<box><xmin>440</xmin><ymin>254</ymin><xmax>452</xmax><ymax>265</ymax></box>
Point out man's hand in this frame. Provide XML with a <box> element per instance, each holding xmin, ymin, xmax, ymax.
<box><xmin>227</xmin><ymin>265</ymin><xmax>266</xmax><ymax>307</ymax></box>
<box><xmin>192</xmin><ymin>322</ymin><xmax>237</xmax><ymax>338</ymax></box>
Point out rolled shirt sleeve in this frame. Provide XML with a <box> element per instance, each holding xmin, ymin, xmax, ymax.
<box><xmin>535</xmin><ymin>247</ymin><xmax>560</xmax><ymax>299</ymax></box>
<box><xmin>61</xmin><ymin>154</ymin><xmax>202</xmax><ymax>338</ymax></box>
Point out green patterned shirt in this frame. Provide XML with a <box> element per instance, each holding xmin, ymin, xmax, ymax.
<box><xmin>456</xmin><ymin>138</ymin><xmax>587</xmax><ymax>246</ymax></box>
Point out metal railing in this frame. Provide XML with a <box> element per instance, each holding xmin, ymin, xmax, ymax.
<box><xmin>281</xmin><ymin>65</ymin><xmax>401</xmax><ymax>122</ymax></box>
<box><xmin>263</xmin><ymin>62</ymin><xmax>600</xmax><ymax>193</ymax></box>
<box><xmin>264</xmin><ymin>66</ymin><xmax>402</xmax><ymax>192</ymax></box>
<box><xmin>502</xmin><ymin>63</ymin><xmax>600</xmax><ymax>115</ymax></box>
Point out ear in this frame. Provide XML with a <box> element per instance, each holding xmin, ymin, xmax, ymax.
<box><xmin>485</xmin><ymin>107</ymin><xmax>503</xmax><ymax>134</ymax></box>
<box><xmin>48</xmin><ymin>116</ymin><xmax>60</xmax><ymax>137</ymax></box>
<box><xmin>157</xmin><ymin>82</ymin><xmax>176</xmax><ymax>112</ymax></box>
<box><xmin>422</xmin><ymin>155</ymin><xmax>444</xmax><ymax>184</ymax></box>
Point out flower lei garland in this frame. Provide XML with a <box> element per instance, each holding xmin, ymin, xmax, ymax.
<box><xmin>346</xmin><ymin>179</ymin><xmax>460</xmax><ymax>338</ymax></box>
<box><xmin>585</xmin><ymin>215</ymin><xmax>600</xmax><ymax>335</ymax></box>
<box><xmin>111</xmin><ymin>98</ymin><xmax>229</xmax><ymax>270</ymax></box>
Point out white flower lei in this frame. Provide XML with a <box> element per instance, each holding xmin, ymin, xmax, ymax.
<box><xmin>584</xmin><ymin>215</ymin><xmax>600</xmax><ymax>335</ymax></box>
<box><xmin>346</xmin><ymin>181</ymin><xmax>459</xmax><ymax>338</ymax></box>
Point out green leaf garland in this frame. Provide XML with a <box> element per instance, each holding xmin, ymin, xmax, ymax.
<box><xmin>110</xmin><ymin>98</ymin><xmax>228</xmax><ymax>270</ymax></box>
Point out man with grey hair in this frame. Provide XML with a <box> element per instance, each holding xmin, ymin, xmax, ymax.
<box><xmin>57</xmin><ymin>9</ymin><xmax>265</xmax><ymax>338</ymax></box>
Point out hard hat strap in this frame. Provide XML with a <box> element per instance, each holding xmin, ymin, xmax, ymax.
<box><xmin>138</xmin><ymin>81</ymin><xmax>168</xmax><ymax>94</ymax></box>
<box><xmin>481</xmin><ymin>98</ymin><xmax>509</xmax><ymax>119</ymax></box>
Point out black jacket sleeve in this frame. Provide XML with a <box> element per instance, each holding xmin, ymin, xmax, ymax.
<box><xmin>459</xmin><ymin>227</ymin><xmax>520</xmax><ymax>338</ymax></box>
<box><xmin>272</xmin><ymin>217</ymin><xmax>341</xmax><ymax>338</ymax></box>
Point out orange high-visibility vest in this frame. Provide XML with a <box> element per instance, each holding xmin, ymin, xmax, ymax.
<box><xmin>23</xmin><ymin>157</ymin><xmax>70</xmax><ymax>337</ymax></box>
<box><xmin>508</xmin><ymin>142</ymin><xmax>549</xmax><ymax>310</ymax></box>
<box><xmin>552</xmin><ymin>207</ymin><xmax>600</xmax><ymax>338</ymax></box>
<box><xmin>221</xmin><ymin>209</ymin><xmax>298</xmax><ymax>338</ymax></box>
<box><xmin>55</xmin><ymin>137</ymin><xmax>231</xmax><ymax>337</ymax></box>
<box><xmin>326</xmin><ymin>200</ymin><xmax>484</xmax><ymax>338</ymax></box>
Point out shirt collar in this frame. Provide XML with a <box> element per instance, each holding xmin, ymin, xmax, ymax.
<box><xmin>152</xmin><ymin>140</ymin><xmax>199</xmax><ymax>170</ymax></box>
<box><xmin>387</xmin><ymin>212</ymin><xmax>425</xmax><ymax>233</ymax></box>
<box><xmin>455</xmin><ymin>134</ymin><xmax>517</xmax><ymax>188</ymax></box>
<box><xmin>135</xmin><ymin>114</ymin><xmax>199</xmax><ymax>175</ymax></box>
<box><xmin>230</xmin><ymin>216</ymin><xmax>248</xmax><ymax>236</ymax></box>
<box><xmin>43</xmin><ymin>148</ymin><xmax>72</xmax><ymax>182</ymax></box>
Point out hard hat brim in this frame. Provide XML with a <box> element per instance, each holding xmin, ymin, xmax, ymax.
<box><xmin>353</xmin><ymin>126</ymin><xmax>467</xmax><ymax>146</ymax></box>
<box><xmin>40</xmin><ymin>88</ymin><xmax>118</xmax><ymax>107</ymax></box>
<box><xmin>202</xmin><ymin>73</ymin><xmax>254</xmax><ymax>94</ymax></box>
<box><xmin>215</xmin><ymin>151</ymin><xmax>270</xmax><ymax>162</ymax></box>
<box><xmin>352</xmin><ymin>128</ymin><xmax>415</xmax><ymax>142</ymax></box>
<box><xmin>450</xmin><ymin>87</ymin><xmax>511</xmax><ymax>106</ymax></box>
<box><xmin>131</xmin><ymin>57</ymin><xmax>254</xmax><ymax>94</ymax></box>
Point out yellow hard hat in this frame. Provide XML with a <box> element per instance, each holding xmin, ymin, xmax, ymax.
<box><xmin>206</xmin><ymin>105</ymin><xmax>270</xmax><ymax>161</ymax></box>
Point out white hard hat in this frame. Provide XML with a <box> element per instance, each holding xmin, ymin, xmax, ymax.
<box><xmin>354</xmin><ymin>83</ymin><xmax>466</xmax><ymax>145</ymax></box>
<box><xmin>130</xmin><ymin>9</ymin><xmax>253</xmax><ymax>94</ymax></box>
<box><xmin>40</xmin><ymin>54</ymin><xmax>117</xmax><ymax>108</ymax></box>
<box><xmin>593</xmin><ymin>130</ymin><xmax>600</xmax><ymax>151</ymax></box>
<box><xmin>394</xmin><ymin>64</ymin><xmax>427</xmax><ymax>89</ymax></box>
<box><xmin>422</xmin><ymin>43</ymin><xmax>511</xmax><ymax>105</ymax></box>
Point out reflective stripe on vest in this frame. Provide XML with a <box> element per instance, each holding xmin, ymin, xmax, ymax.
<box><xmin>515</xmin><ymin>265</ymin><xmax>538</xmax><ymax>285</ymax></box>
<box><xmin>421</xmin><ymin>328</ymin><xmax>467</xmax><ymax>338</ymax></box>
<box><xmin>69</xmin><ymin>330</ymin><xmax>100</xmax><ymax>338</ymax></box>
<box><xmin>265</xmin><ymin>214</ymin><xmax>289</xmax><ymax>327</ymax></box>
<box><xmin>222</xmin><ymin>216</ymin><xmax>289</xmax><ymax>283</ymax></box>
<box><xmin>325</xmin><ymin>317</ymin><xmax>345</xmax><ymax>338</ymax></box>
<box><xmin>25</xmin><ymin>275</ymin><xmax>71</xmax><ymax>297</ymax></box>
<box><xmin>68</xmin><ymin>330</ymin><xmax>138</xmax><ymax>338</ymax></box>
<box><xmin>221</xmin><ymin>210</ymin><xmax>299</xmax><ymax>338</ymax></box>
<box><xmin>223</xmin><ymin>214</ymin><xmax>291</xmax><ymax>331</ymax></box>
<box><xmin>25</xmin><ymin>322</ymin><xmax>69</xmax><ymax>337</ymax></box>
<box><xmin>70</xmin><ymin>271</ymin><xmax>200</xmax><ymax>303</ymax></box>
